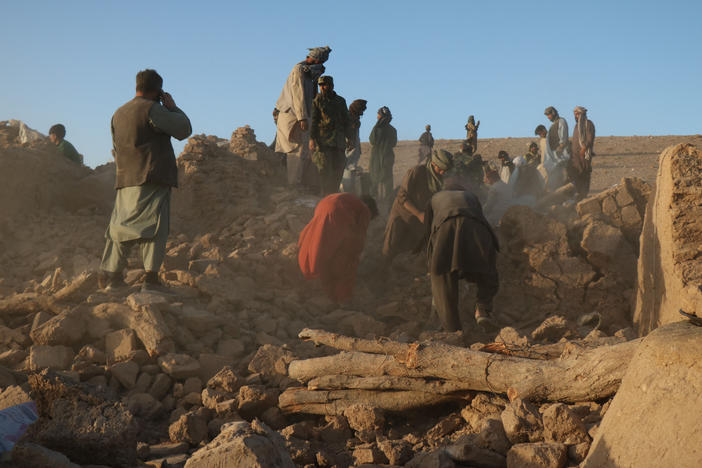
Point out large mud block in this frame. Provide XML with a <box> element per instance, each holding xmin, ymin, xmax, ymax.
<box><xmin>583</xmin><ymin>322</ymin><xmax>702</xmax><ymax>467</ymax></box>
<box><xmin>184</xmin><ymin>419</ymin><xmax>295</xmax><ymax>468</ymax></box>
<box><xmin>634</xmin><ymin>144</ymin><xmax>702</xmax><ymax>334</ymax></box>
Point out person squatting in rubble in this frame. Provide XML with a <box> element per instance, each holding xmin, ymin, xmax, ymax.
<box><xmin>49</xmin><ymin>124</ymin><xmax>83</xmax><ymax>165</ymax></box>
<box><xmin>424</xmin><ymin>188</ymin><xmax>500</xmax><ymax>333</ymax></box>
<box><xmin>98</xmin><ymin>69</ymin><xmax>192</xmax><ymax>292</ymax></box>
<box><xmin>382</xmin><ymin>149</ymin><xmax>454</xmax><ymax>264</ymax></box>
<box><xmin>569</xmin><ymin>106</ymin><xmax>596</xmax><ymax>199</ymax></box>
<box><xmin>369</xmin><ymin>106</ymin><xmax>398</xmax><ymax>208</ymax></box>
<box><xmin>418</xmin><ymin>124</ymin><xmax>434</xmax><ymax>164</ymax></box>
<box><xmin>542</xmin><ymin>106</ymin><xmax>570</xmax><ymax>191</ymax></box>
<box><xmin>298</xmin><ymin>192</ymin><xmax>379</xmax><ymax>304</ymax></box>
<box><xmin>309</xmin><ymin>75</ymin><xmax>353</xmax><ymax>196</ymax></box>
<box><xmin>275</xmin><ymin>46</ymin><xmax>332</xmax><ymax>192</ymax></box>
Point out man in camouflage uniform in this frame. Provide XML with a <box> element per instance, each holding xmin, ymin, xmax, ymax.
<box><xmin>309</xmin><ymin>75</ymin><xmax>353</xmax><ymax>195</ymax></box>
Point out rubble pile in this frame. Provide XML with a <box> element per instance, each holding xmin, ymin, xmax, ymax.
<box><xmin>494</xmin><ymin>177</ymin><xmax>650</xmax><ymax>335</ymax></box>
<box><xmin>0</xmin><ymin>123</ymin><xmax>670</xmax><ymax>467</ymax></box>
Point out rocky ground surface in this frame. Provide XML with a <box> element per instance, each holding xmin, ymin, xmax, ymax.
<box><xmin>0</xmin><ymin>121</ymin><xmax>696</xmax><ymax>467</ymax></box>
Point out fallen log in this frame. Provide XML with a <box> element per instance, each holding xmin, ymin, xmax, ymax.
<box><xmin>278</xmin><ymin>387</ymin><xmax>458</xmax><ymax>415</ymax></box>
<box><xmin>307</xmin><ymin>375</ymin><xmax>476</xmax><ymax>395</ymax></box>
<box><xmin>292</xmin><ymin>329</ymin><xmax>642</xmax><ymax>402</ymax></box>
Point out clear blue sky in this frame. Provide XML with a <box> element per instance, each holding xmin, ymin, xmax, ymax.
<box><xmin>2</xmin><ymin>0</ymin><xmax>700</xmax><ymax>168</ymax></box>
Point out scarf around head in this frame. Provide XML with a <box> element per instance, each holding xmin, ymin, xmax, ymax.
<box><xmin>427</xmin><ymin>149</ymin><xmax>453</xmax><ymax>193</ymax></box>
<box><xmin>307</xmin><ymin>46</ymin><xmax>332</xmax><ymax>63</ymax></box>
<box><xmin>377</xmin><ymin>106</ymin><xmax>392</xmax><ymax>127</ymax></box>
<box><xmin>301</xmin><ymin>63</ymin><xmax>325</xmax><ymax>81</ymax></box>
<box><xmin>349</xmin><ymin>99</ymin><xmax>367</xmax><ymax>127</ymax></box>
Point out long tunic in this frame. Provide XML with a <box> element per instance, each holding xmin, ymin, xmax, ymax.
<box><xmin>544</xmin><ymin>117</ymin><xmax>570</xmax><ymax>172</ymax></box>
<box><xmin>106</xmin><ymin>183</ymin><xmax>170</xmax><ymax>243</ymax></box>
<box><xmin>298</xmin><ymin>193</ymin><xmax>371</xmax><ymax>303</ymax></box>
<box><xmin>426</xmin><ymin>190</ymin><xmax>499</xmax><ymax>276</ymax></box>
<box><xmin>275</xmin><ymin>62</ymin><xmax>317</xmax><ymax>153</ymax></box>
<box><xmin>383</xmin><ymin>165</ymin><xmax>434</xmax><ymax>257</ymax></box>
<box><xmin>369</xmin><ymin>121</ymin><xmax>397</xmax><ymax>198</ymax></box>
<box><xmin>571</xmin><ymin>117</ymin><xmax>596</xmax><ymax>173</ymax></box>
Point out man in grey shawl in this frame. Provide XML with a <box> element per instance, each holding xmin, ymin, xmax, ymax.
<box><xmin>418</xmin><ymin>124</ymin><xmax>434</xmax><ymax>163</ymax></box>
<box><xmin>569</xmin><ymin>106</ymin><xmax>596</xmax><ymax>199</ymax></box>
<box><xmin>275</xmin><ymin>46</ymin><xmax>332</xmax><ymax>191</ymax></box>
<box><xmin>99</xmin><ymin>69</ymin><xmax>192</xmax><ymax>292</ymax></box>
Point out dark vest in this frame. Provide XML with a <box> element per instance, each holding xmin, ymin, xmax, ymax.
<box><xmin>112</xmin><ymin>97</ymin><xmax>177</xmax><ymax>189</ymax></box>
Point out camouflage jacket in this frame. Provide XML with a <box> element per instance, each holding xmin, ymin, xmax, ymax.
<box><xmin>310</xmin><ymin>91</ymin><xmax>352</xmax><ymax>149</ymax></box>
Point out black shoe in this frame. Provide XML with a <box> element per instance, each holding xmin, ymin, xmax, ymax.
<box><xmin>98</xmin><ymin>270</ymin><xmax>127</xmax><ymax>293</ymax></box>
<box><xmin>141</xmin><ymin>271</ymin><xmax>176</xmax><ymax>296</ymax></box>
<box><xmin>475</xmin><ymin>315</ymin><xmax>500</xmax><ymax>334</ymax></box>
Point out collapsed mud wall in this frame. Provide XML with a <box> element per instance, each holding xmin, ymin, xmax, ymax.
<box><xmin>0</xmin><ymin>122</ymin><xmax>665</xmax><ymax>466</ymax></box>
<box><xmin>494</xmin><ymin>177</ymin><xmax>650</xmax><ymax>334</ymax></box>
<box><xmin>634</xmin><ymin>143</ymin><xmax>702</xmax><ymax>334</ymax></box>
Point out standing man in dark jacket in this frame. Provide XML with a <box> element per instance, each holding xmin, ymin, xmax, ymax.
<box><xmin>309</xmin><ymin>75</ymin><xmax>352</xmax><ymax>195</ymax></box>
<box><xmin>369</xmin><ymin>106</ymin><xmax>397</xmax><ymax>209</ymax></box>
<box><xmin>425</xmin><ymin>189</ymin><xmax>499</xmax><ymax>333</ymax></box>
<box><xmin>99</xmin><ymin>69</ymin><xmax>192</xmax><ymax>292</ymax></box>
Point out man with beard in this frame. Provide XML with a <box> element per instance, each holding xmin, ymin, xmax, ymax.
<box><xmin>369</xmin><ymin>106</ymin><xmax>398</xmax><ymax>208</ymax></box>
<box><xmin>382</xmin><ymin>149</ymin><xmax>453</xmax><ymax>263</ymax></box>
<box><xmin>99</xmin><ymin>69</ymin><xmax>192</xmax><ymax>293</ymax></box>
<box><xmin>543</xmin><ymin>106</ymin><xmax>570</xmax><ymax>191</ymax></box>
<box><xmin>425</xmin><ymin>188</ymin><xmax>500</xmax><ymax>333</ymax></box>
<box><xmin>569</xmin><ymin>106</ymin><xmax>596</xmax><ymax>199</ymax></box>
<box><xmin>418</xmin><ymin>124</ymin><xmax>435</xmax><ymax>163</ymax></box>
<box><xmin>309</xmin><ymin>75</ymin><xmax>353</xmax><ymax>195</ymax></box>
<box><xmin>275</xmin><ymin>46</ymin><xmax>331</xmax><ymax>191</ymax></box>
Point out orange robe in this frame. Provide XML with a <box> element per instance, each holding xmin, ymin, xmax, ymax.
<box><xmin>298</xmin><ymin>193</ymin><xmax>371</xmax><ymax>303</ymax></box>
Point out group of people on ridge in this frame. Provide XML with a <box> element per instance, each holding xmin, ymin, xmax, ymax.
<box><xmin>94</xmin><ymin>45</ymin><xmax>596</xmax><ymax>338</ymax></box>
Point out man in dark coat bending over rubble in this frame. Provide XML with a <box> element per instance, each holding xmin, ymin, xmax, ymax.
<box><xmin>425</xmin><ymin>188</ymin><xmax>500</xmax><ymax>333</ymax></box>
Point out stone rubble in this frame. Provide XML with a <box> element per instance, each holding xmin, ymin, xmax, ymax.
<box><xmin>0</xmin><ymin>122</ymin><xmax>680</xmax><ymax>467</ymax></box>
